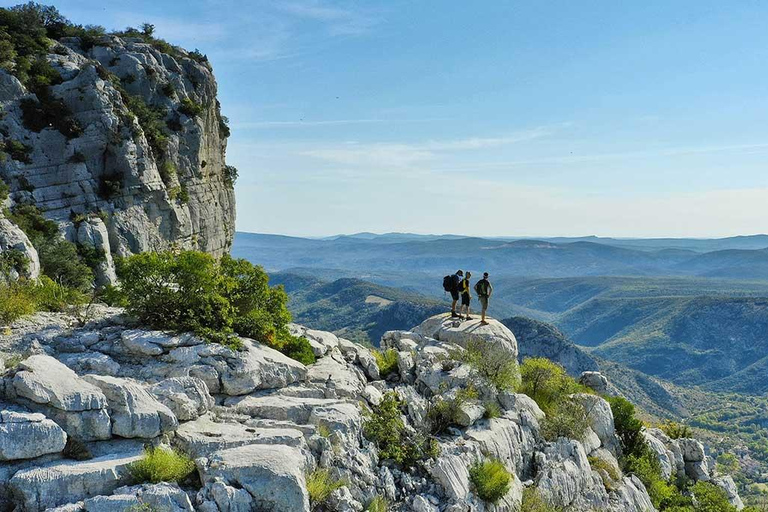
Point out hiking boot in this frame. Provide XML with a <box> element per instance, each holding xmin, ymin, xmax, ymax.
<box><xmin>451</xmin><ymin>311</ymin><xmax>460</xmax><ymax>318</ymax></box>
<box><xmin>480</xmin><ymin>320</ymin><xmax>489</xmax><ymax>325</ymax></box>
<box><xmin>466</xmin><ymin>316</ymin><xmax>473</xmax><ymax>321</ymax></box>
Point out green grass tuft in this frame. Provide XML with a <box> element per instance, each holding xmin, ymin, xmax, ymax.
<box><xmin>128</xmin><ymin>447</ymin><xmax>195</xmax><ymax>484</ymax></box>
<box><xmin>306</xmin><ymin>468</ymin><xmax>346</xmax><ymax>508</ymax></box>
<box><xmin>468</xmin><ymin>459</ymin><xmax>512</xmax><ymax>504</ymax></box>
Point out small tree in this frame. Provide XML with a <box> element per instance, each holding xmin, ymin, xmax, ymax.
<box><xmin>140</xmin><ymin>23</ymin><xmax>155</xmax><ymax>37</ymax></box>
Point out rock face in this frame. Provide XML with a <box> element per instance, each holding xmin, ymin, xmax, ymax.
<box><xmin>0</xmin><ymin>310</ymin><xmax>744</xmax><ymax>511</ymax></box>
<box><xmin>0</xmin><ymin>34</ymin><xmax>236</xmax><ymax>281</ymax></box>
<box><xmin>0</xmin><ymin>216</ymin><xmax>40</xmax><ymax>279</ymax></box>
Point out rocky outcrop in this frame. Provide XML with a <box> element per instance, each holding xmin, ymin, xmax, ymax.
<box><xmin>0</xmin><ymin>216</ymin><xmax>40</xmax><ymax>279</ymax></box>
<box><xmin>0</xmin><ymin>311</ymin><xmax>743</xmax><ymax>511</ymax></box>
<box><xmin>0</xmin><ymin>34</ymin><xmax>236</xmax><ymax>281</ymax></box>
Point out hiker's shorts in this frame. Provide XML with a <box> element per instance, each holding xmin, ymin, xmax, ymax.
<box><xmin>479</xmin><ymin>296</ymin><xmax>489</xmax><ymax>310</ymax></box>
<box><xmin>461</xmin><ymin>293</ymin><xmax>471</xmax><ymax>306</ymax></box>
<box><xmin>450</xmin><ymin>290</ymin><xmax>460</xmax><ymax>301</ymax></box>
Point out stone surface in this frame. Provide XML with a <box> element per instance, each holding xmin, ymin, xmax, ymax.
<box><xmin>413</xmin><ymin>314</ymin><xmax>518</xmax><ymax>362</ymax></box>
<box><xmin>579</xmin><ymin>371</ymin><xmax>610</xmax><ymax>395</ymax></box>
<box><xmin>148</xmin><ymin>376</ymin><xmax>213</xmax><ymax>421</ymax></box>
<box><xmin>8</xmin><ymin>449</ymin><xmax>143</xmax><ymax>511</ymax></box>
<box><xmin>0</xmin><ymin>406</ymin><xmax>67</xmax><ymax>460</ymax></box>
<box><xmin>11</xmin><ymin>355</ymin><xmax>111</xmax><ymax>440</ymax></box>
<box><xmin>82</xmin><ymin>374</ymin><xmax>177</xmax><ymax>438</ymax></box>
<box><xmin>197</xmin><ymin>444</ymin><xmax>312</xmax><ymax>512</ymax></box>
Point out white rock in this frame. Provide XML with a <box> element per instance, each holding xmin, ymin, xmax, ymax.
<box><xmin>197</xmin><ymin>444</ymin><xmax>312</xmax><ymax>512</ymax></box>
<box><xmin>413</xmin><ymin>315</ymin><xmax>518</xmax><ymax>362</ymax></box>
<box><xmin>149</xmin><ymin>377</ymin><xmax>213</xmax><ymax>421</ymax></box>
<box><xmin>83</xmin><ymin>374</ymin><xmax>178</xmax><ymax>438</ymax></box>
<box><xmin>712</xmin><ymin>475</ymin><xmax>744</xmax><ymax>510</ymax></box>
<box><xmin>9</xmin><ymin>449</ymin><xmax>143</xmax><ymax>511</ymax></box>
<box><xmin>0</xmin><ymin>407</ymin><xmax>67</xmax><ymax>461</ymax></box>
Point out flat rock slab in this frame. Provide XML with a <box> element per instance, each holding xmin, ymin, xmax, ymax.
<box><xmin>0</xmin><ymin>407</ymin><xmax>67</xmax><ymax>461</ymax></box>
<box><xmin>175</xmin><ymin>414</ymin><xmax>305</xmax><ymax>458</ymax></box>
<box><xmin>12</xmin><ymin>355</ymin><xmax>107</xmax><ymax>411</ymax></box>
<box><xmin>223</xmin><ymin>395</ymin><xmax>347</xmax><ymax>424</ymax></box>
<box><xmin>8</xmin><ymin>449</ymin><xmax>143</xmax><ymax>512</ymax></box>
<box><xmin>148</xmin><ymin>377</ymin><xmax>213</xmax><ymax>421</ymax></box>
<box><xmin>198</xmin><ymin>444</ymin><xmax>311</xmax><ymax>512</ymax></box>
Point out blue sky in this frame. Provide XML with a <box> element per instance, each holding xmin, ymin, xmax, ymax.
<box><xmin>24</xmin><ymin>1</ymin><xmax>768</xmax><ymax>237</ymax></box>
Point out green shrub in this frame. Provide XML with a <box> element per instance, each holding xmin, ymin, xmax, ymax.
<box><xmin>98</xmin><ymin>173</ymin><xmax>123</xmax><ymax>199</ymax></box>
<box><xmin>0</xmin><ymin>248</ymin><xmax>28</xmax><ymax>276</ymax></box>
<box><xmin>223</xmin><ymin>164</ymin><xmax>238</xmax><ymax>186</ymax></box>
<box><xmin>20</xmin><ymin>93</ymin><xmax>82</xmax><ymax>139</ymax></box>
<box><xmin>520</xmin><ymin>487</ymin><xmax>560</xmax><ymax>512</ymax></box>
<box><xmin>279</xmin><ymin>333</ymin><xmax>315</xmax><ymax>365</ymax></box>
<box><xmin>218</xmin><ymin>115</ymin><xmax>231</xmax><ymax>138</ymax></box>
<box><xmin>363</xmin><ymin>392</ymin><xmax>439</xmax><ymax>468</ymax></box>
<box><xmin>32</xmin><ymin>275</ymin><xmax>87</xmax><ymax>311</ymax></box>
<box><xmin>179</xmin><ymin>97</ymin><xmax>204</xmax><ymax>118</ymax></box>
<box><xmin>8</xmin><ymin>204</ymin><xmax>93</xmax><ymax>291</ymax></box>
<box><xmin>608</xmin><ymin>396</ymin><xmax>646</xmax><ymax>459</ymax></box>
<box><xmin>519</xmin><ymin>357</ymin><xmax>587</xmax><ymax>414</ymax></box>
<box><xmin>716</xmin><ymin>452</ymin><xmax>740</xmax><ymax>476</ymax></box>
<box><xmin>306</xmin><ymin>468</ymin><xmax>346</xmax><ymax>508</ymax></box>
<box><xmin>0</xmin><ymin>180</ymin><xmax>9</xmax><ymax>201</ymax></box>
<box><xmin>468</xmin><ymin>459</ymin><xmax>512</xmax><ymax>504</ymax></box>
<box><xmin>365</xmin><ymin>495</ymin><xmax>388</xmax><ymax>512</ymax></box>
<box><xmin>541</xmin><ymin>399</ymin><xmax>590</xmax><ymax>441</ymax></box>
<box><xmin>159</xmin><ymin>161</ymin><xmax>176</xmax><ymax>186</ymax></box>
<box><xmin>689</xmin><ymin>481</ymin><xmax>739</xmax><ymax>512</ymax></box>
<box><xmin>117</xmin><ymin>89</ymin><xmax>168</xmax><ymax>159</ymax></box>
<box><xmin>128</xmin><ymin>446</ymin><xmax>195</xmax><ymax>484</ymax></box>
<box><xmin>2</xmin><ymin>139</ymin><xmax>33</xmax><ymax>163</ymax></box>
<box><xmin>659</xmin><ymin>420</ymin><xmax>692</xmax><ymax>440</ymax></box>
<box><xmin>37</xmin><ymin>239</ymin><xmax>94</xmax><ymax>291</ymax></box>
<box><xmin>483</xmin><ymin>400</ymin><xmax>501</xmax><ymax>419</ymax></box>
<box><xmin>426</xmin><ymin>386</ymin><xmax>478</xmax><ymax>434</ymax></box>
<box><xmin>0</xmin><ymin>281</ymin><xmax>36</xmax><ymax>325</ymax></box>
<box><xmin>160</xmin><ymin>82</ymin><xmax>175</xmax><ymax>98</ymax></box>
<box><xmin>452</xmin><ymin>337</ymin><xmax>518</xmax><ymax>392</ymax></box>
<box><xmin>117</xmin><ymin>251</ymin><xmax>309</xmax><ymax>363</ymax></box>
<box><xmin>588</xmin><ymin>456</ymin><xmax>621</xmax><ymax>491</ymax></box>
<box><xmin>372</xmin><ymin>348</ymin><xmax>398</xmax><ymax>378</ymax></box>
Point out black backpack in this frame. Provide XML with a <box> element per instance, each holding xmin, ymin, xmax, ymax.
<box><xmin>475</xmin><ymin>279</ymin><xmax>489</xmax><ymax>297</ymax></box>
<box><xmin>443</xmin><ymin>275</ymin><xmax>453</xmax><ymax>292</ymax></box>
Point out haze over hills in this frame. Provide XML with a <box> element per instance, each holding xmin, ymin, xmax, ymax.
<box><xmin>240</xmin><ymin>231</ymin><xmax>768</xmax><ymax>396</ymax></box>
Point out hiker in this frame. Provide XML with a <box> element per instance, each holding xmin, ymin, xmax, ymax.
<box><xmin>460</xmin><ymin>271</ymin><xmax>472</xmax><ymax>320</ymax></box>
<box><xmin>443</xmin><ymin>270</ymin><xmax>464</xmax><ymax>317</ymax></box>
<box><xmin>474</xmin><ymin>272</ymin><xmax>493</xmax><ymax>325</ymax></box>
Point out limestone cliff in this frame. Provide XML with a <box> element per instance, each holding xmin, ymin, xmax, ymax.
<box><xmin>0</xmin><ymin>34</ymin><xmax>235</xmax><ymax>281</ymax></box>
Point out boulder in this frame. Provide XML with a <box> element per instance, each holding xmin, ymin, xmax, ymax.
<box><xmin>579</xmin><ymin>371</ymin><xmax>609</xmax><ymax>395</ymax></box>
<box><xmin>149</xmin><ymin>377</ymin><xmax>213</xmax><ymax>421</ymax></box>
<box><xmin>0</xmin><ymin>407</ymin><xmax>67</xmax><ymax>460</ymax></box>
<box><xmin>83</xmin><ymin>375</ymin><xmax>177</xmax><ymax>438</ymax></box>
<box><xmin>11</xmin><ymin>355</ymin><xmax>111</xmax><ymax>440</ymax></box>
<box><xmin>8</xmin><ymin>449</ymin><xmax>143</xmax><ymax>511</ymax></box>
<box><xmin>197</xmin><ymin>444</ymin><xmax>312</xmax><ymax>512</ymax></box>
<box><xmin>573</xmin><ymin>394</ymin><xmax>619</xmax><ymax>454</ymax></box>
<box><xmin>306</xmin><ymin>350</ymin><xmax>366</xmax><ymax>398</ymax></box>
<box><xmin>413</xmin><ymin>315</ymin><xmax>518</xmax><ymax>362</ymax></box>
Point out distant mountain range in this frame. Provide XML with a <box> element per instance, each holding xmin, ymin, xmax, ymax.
<box><xmin>234</xmin><ymin>232</ymin><xmax>768</xmax><ymax>280</ymax></box>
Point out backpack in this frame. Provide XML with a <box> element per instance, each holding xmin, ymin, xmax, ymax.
<box><xmin>443</xmin><ymin>275</ymin><xmax>453</xmax><ymax>292</ymax></box>
<box><xmin>475</xmin><ymin>279</ymin><xmax>489</xmax><ymax>297</ymax></box>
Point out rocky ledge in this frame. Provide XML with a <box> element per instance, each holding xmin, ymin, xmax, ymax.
<box><xmin>0</xmin><ymin>311</ymin><xmax>743</xmax><ymax>511</ymax></box>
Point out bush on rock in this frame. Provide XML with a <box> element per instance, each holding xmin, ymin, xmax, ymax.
<box><xmin>128</xmin><ymin>446</ymin><xmax>195</xmax><ymax>484</ymax></box>
<box><xmin>468</xmin><ymin>459</ymin><xmax>512</xmax><ymax>504</ymax></box>
<box><xmin>306</xmin><ymin>468</ymin><xmax>346</xmax><ymax>509</ymax></box>
<box><xmin>117</xmin><ymin>250</ymin><xmax>314</xmax><ymax>362</ymax></box>
<box><xmin>363</xmin><ymin>391</ymin><xmax>439</xmax><ymax>468</ymax></box>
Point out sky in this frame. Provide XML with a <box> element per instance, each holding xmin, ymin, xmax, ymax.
<box><xmin>15</xmin><ymin>1</ymin><xmax>768</xmax><ymax>238</ymax></box>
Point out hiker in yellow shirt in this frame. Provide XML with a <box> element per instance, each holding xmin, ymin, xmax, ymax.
<box><xmin>460</xmin><ymin>271</ymin><xmax>472</xmax><ymax>320</ymax></box>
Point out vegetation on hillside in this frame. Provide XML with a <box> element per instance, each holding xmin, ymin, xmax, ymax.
<box><xmin>362</xmin><ymin>391</ymin><xmax>439</xmax><ymax>468</ymax></box>
<box><xmin>116</xmin><ymin>250</ymin><xmax>314</xmax><ymax>363</ymax></box>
